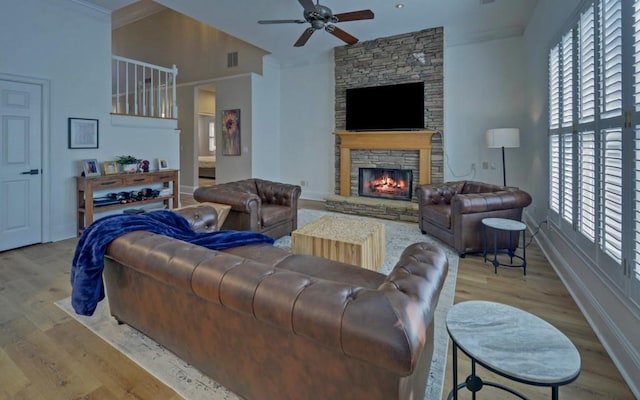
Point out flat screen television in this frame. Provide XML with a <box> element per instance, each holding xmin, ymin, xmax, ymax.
<box><xmin>345</xmin><ymin>82</ymin><xmax>424</xmax><ymax>131</ymax></box>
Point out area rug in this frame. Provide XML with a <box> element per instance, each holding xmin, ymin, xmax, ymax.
<box><xmin>56</xmin><ymin>208</ymin><xmax>458</xmax><ymax>400</ymax></box>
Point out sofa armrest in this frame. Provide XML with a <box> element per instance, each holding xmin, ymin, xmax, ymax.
<box><xmin>452</xmin><ymin>189</ymin><xmax>532</xmax><ymax>214</ymax></box>
<box><xmin>255</xmin><ymin>179</ymin><xmax>302</xmax><ymax>207</ymax></box>
<box><xmin>193</xmin><ymin>186</ymin><xmax>261</xmax><ymax>215</ymax></box>
<box><xmin>174</xmin><ymin>205</ymin><xmax>219</xmax><ymax>232</ymax></box>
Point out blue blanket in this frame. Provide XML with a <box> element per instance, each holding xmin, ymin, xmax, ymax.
<box><xmin>71</xmin><ymin>210</ymin><xmax>274</xmax><ymax>316</ymax></box>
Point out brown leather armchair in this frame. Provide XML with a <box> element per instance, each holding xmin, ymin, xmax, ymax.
<box><xmin>193</xmin><ymin>178</ymin><xmax>302</xmax><ymax>239</ymax></box>
<box><xmin>416</xmin><ymin>181</ymin><xmax>532</xmax><ymax>256</ymax></box>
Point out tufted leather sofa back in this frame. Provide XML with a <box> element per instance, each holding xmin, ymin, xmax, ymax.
<box><xmin>104</xmin><ymin>231</ymin><xmax>448</xmax><ymax>400</ymax></box>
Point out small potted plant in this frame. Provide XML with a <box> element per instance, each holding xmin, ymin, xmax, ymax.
<box><xmin>115</xmin><ymin>155</ymin><xmax>140</xmax><ymax>173</ymax></box>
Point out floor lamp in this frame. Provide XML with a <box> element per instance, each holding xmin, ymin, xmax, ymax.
<box><xmin>486</xmin><ymin>128</ymin><xmax>520</xmax><ymax>186</ymax></box>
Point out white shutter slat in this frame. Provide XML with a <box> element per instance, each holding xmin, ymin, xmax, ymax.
<box><xmin>562</xmin><ymin>133</ymin><xmax>574</xmax><ymax>223</ymax></box>
<box><xmin>600</xmin><ymin>0</ymin><xmax>623</xmax><ymax>118</ymax></box>
<box><xmin>562</xmin><ymin>32</ymin><xmax>574</xmax><ymax>127</ymax></box>
<box><xmin>601</xmin><ymin>127</ymin><xmax>623</xmax><ymax>263</ymax></box>
<box><xmin>579</xmin><ymin>131</ymin><xmax>596</xmax><ymax>240</ymax></box>
<box><xmin>580</xmin><ymin>5</ymin><xmax>596</xmax><ymax>123</ymax></box>
<box><xmin>550</xmin><ymin>46</ymin><xmax>561</xmax><ymax>129</ymax></box>
<box><xmin>634</xmin><ymin>0</ymin><xmax>640</xmax><ymax>110</ymax></box>
<box><xmin>550</xmin><ymin>135</ymin><xmax>561</xmax><ymax>213</ymax></box>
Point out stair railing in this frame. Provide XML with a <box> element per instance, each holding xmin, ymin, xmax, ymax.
<box><xmin>112</xmin><ymin>55</ymin><xmax>178</xmax><ymax>119</ymax></box>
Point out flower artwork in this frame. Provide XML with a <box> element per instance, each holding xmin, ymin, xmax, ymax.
<box><xmin>222</xmin><ymin>109</ymin><xmax>241</xmax><ymax>156</ymax></box>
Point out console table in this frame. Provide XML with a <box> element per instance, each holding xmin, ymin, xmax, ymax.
<box><xmin>446</xmin><ymin>300</ymin><xmax>581</xmax><ymax>400</ymax></box>
<box><xmin>76</xmin><ymin>169</ymin><xmax>179</xmax><ymax>236</ymax></box>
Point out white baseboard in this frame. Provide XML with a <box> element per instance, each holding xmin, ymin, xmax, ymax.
<box><xmin>523</xmin><ymin>214</ymin><xmax>640</xmax><ymax>398</ymax></box>
<box><xmin>300</xmin><ymin>190</ymin><xmax>331</xmax><ymax>202</ymax></box>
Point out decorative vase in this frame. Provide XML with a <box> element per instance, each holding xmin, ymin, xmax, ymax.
<box><xmin>122</xmin><ymin>163</ymin><xmax>138</xmax><ymax>173</ymax></box>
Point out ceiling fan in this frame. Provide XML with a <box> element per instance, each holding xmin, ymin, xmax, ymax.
<box><xmin>258</xmin><ymin>0</ymin><xmax>374</xmax><ymax>47</ymax></box>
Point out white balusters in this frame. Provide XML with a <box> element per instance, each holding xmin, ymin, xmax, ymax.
<box><xmin>112</xmin><ymin>55</ymin><xmax>178</xmax><ymax>119</ymax></box>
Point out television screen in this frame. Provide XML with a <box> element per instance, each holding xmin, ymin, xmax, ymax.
<box><xmin>345</xmin><ymin>82</ymin><xmax>424</xmax><ymax>131</ymax></box>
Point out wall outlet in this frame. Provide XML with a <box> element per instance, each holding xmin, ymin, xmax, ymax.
<box><xmin>482</xmin><ymin>161</ymin><xmax>489</xmax><ymax>170</ymax></box>
<box><xmin>300</xmin><ymin>180</ymin><xmax>307</xmax><ymax>187</ymax></box>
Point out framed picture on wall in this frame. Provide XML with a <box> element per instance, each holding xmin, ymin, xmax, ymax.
<box><xmin>69</xmin><ymin>118</ymin><xmax>99</xmax><ymax>149</ymax></box>
<box><xmin>221</xmin><ymin>109</ymin><xmax>240</xmax><ymax>156</ymax></box>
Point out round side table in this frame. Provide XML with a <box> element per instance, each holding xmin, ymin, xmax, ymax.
<box><xmin>482</xmin><ymin>217</ymin><xmax>527</xmax><ymax>275</ymax></box>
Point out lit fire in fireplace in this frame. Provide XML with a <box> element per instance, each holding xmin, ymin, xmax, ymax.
<box><xmin>368</xmin><ymin>175</ymin><xmax>407</xmax><ymax>193</ymax></box>
<box><xmin>359</xmin><ymin>168</ymin><xmax>413</xmax><ymax>201</ymax></box>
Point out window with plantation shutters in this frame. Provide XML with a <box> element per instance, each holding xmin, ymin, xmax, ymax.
<box><xmin>548</xmin><ymin>0</ymin><xmax>639</xmax><ymax>301</ymax></box>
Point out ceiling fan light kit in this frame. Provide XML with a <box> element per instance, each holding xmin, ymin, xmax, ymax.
<box><xmin>257</xmin><ymin>0</ymin><xmax>374</xmax><ymax>47</ymax></box>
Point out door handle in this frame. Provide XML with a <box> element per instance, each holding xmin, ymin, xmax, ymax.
<box><xmin>20</xmin><ymin>169</ymin><xmax>39</xmax><ymax>175</ymax></box>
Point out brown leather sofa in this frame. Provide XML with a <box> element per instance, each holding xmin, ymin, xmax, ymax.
<box><xmin>416</xmin><ymin>181</ymin><xmax>532</xmax><ymax>256</ymax></box>
<box><xmin>103</xmin><ymin>205</ymin><xmax>449</xmax><ymax>400</ymax></box>
<box><xmin>193</xmin><ymin>178</ymin><xmax>301</xmax><ymax>239</ymax></box>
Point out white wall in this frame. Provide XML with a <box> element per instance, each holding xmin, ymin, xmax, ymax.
<box><xmin>0</xmin><ymin>0</ymin><xmax>180</xmax><ymax>241</ymax></box>
<box><xmin>523</xmin><ymin>0</ymin><xmax>583</xmax><ymax>223</ymax></box>
<box><xmin>279</xmin><ymin>52</ymin><xmax>336</xmax><ymax>200</ymax></box>
<box><xmin>251</xmin><ymin>57</ymin><xmax>281</xmax><ymax>181</ymax></box>
<box><xmin>443</xmin><ymin>36</ymin><xmax>527</xmax><ymax>188</ymax></box>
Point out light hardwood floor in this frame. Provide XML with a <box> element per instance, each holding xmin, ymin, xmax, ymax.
<box><xmin>0</xmin><ymin>199</ymin><xmax>633</xmax><ymax>399</ymax></box>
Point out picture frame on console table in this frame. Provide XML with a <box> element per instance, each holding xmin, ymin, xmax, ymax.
<box><xmin>103</xmin><ymin>161</ymin><xmax>118</xmax><ymax>175</ymax></box>
<box><xmin>68</xmin><ymin>118</ymin><xmax>99</xmax><ymax>149</ymax></box>
<box><xmin>81</xmin><ymin>159</ymin><xmax>100</xmax><ymax>177</ymax></box>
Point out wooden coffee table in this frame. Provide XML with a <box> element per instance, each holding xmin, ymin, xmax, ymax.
<box><xmin>291</xmin><ymin>216</ymin><xmax>385</xmax><ymax>271</ymax></box>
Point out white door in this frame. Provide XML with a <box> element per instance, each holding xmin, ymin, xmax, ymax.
<box><xmin>0</xmin><ymin>80</ymin><xmax>42</xmax><ymax>251</ymax></box>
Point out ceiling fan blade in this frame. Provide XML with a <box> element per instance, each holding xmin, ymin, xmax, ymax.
<box><xmin>258</xmin><ymin>19</ymin><xmax>306</xmax><ymax>24</ymax></box>
<box><xmin>294</xmin><ymin>28</ymin><xmax>315</xmax><ymax>47</ymax></box>
<box><xmin>326</xmin><ymin>25</ymin><xmax>358</xmax><ymax>45</ymax></box>
<box><xmin>332</xmin><ymin>9</ymin><xmax>374</xmax><ymax>22</ymax></box>
<box><xmin>298</xmin><ymin>0</ymin><xmax>317</xmax><ymax>14</ymax></box>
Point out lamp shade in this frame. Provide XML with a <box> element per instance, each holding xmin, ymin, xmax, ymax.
<box><xmin>486</xmin><ymin>128</ymin><xmax>520</xmax><ymax>149</ymax></box>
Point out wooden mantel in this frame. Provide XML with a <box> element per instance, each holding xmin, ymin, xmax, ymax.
<box><xmin>334</xmin><ymin>130</ymin><xmax>437</xmax><ymax>197</ymax></box>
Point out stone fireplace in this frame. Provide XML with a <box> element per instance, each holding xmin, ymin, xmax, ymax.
<box><xmin>334</xmin><ymin>130</ymin><xmax>436</xmax><ymax>201</ymax></box>
<box><xmin>329</xmin><ymin>27</ymin><xmax>444</xmax><ymax>221</ymax></box>
<box><xmin>327</xmin><ymin>130</ymin><xmax>435</xmax><ymax>222</ymax></box>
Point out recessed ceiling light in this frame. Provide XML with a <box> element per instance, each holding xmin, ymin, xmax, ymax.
<box><xmin>396</xmin><ymin>4</ymin><xmax>404</xmax><ymax>9</ymax></box>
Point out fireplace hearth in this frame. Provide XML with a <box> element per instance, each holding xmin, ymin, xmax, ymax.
<box><xmin>358</xmin><ymin>168</ymin><xmax>413</xmax><ymax>201</ymax></box>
